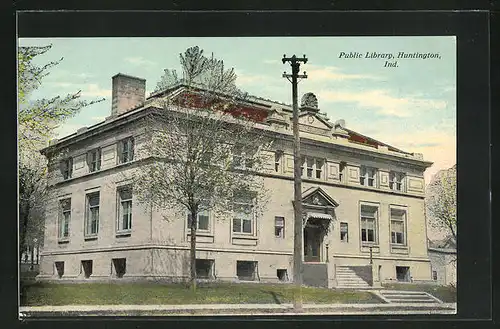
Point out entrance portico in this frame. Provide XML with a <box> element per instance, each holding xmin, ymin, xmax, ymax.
<box><xmin>299</xmin><ymin>187</ymin><xmax>338</xmax><ymax>288</ymax></box>
<box><xmin>301</xmin><ymin>187</ymin><xmax>338</xmax><ymax>263</ymax></box>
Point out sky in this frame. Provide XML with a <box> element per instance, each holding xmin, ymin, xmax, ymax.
<box><xmin>19</xmin><ymin>37</ymin><xmax>456</xmax><ymax>184</ymax></box>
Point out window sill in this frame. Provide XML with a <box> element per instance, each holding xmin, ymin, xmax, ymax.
<box><xmin>57</xmin><ymin>238</ymin><xmax>70</xmax><ymax>244</ymax></box>
<box><xmin>232</xmin><ymin>233</ymin><xmax>258</xmax><ymax>240</ymax></box>
<box><xmin>116</xmin><ymin>231</ymin><xmax>131</xmax><ymax>238</ymax></box>
<box><xmin>361</xmin><ymin>244</ymin><xmax>380</xmax><ymax>253</ymax></box>
<box><xmin>84</xmin><ymin>236</ymin><xmax>98</xmax><ymax>241</ymax></box>
<box><xmin>117</xmin><ymin>160</ymin><xmax>135</xmax><ymax>167</ymax></box>
<box><xmin>390</xmin><ymin>244</ymin><xmax>409</xmax><ymax>254</ymax></box>
<box><xmin>187</xmin><ymin>231</ymin><xmax>213</xmax><ymax>237</ymax></box>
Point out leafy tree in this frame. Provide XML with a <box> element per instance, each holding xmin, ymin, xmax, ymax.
<box><xmin>134</xmin><ymin>46</ymin><xmax>272</xmax><ymax>290</ymax></box>
<box><xmin>18</xmin><ymin>44</ymin><xmax>104</xmax><ymax>156</ymax></box>
<box><xmin>426</xmin><ymin>164</ymin><xmax>457</xmax><ymax>241</ymax></box>
<box><xmin>18</xmin><ymin>44</ymin><xmax>104</xmax><ymax>258</ymax></box>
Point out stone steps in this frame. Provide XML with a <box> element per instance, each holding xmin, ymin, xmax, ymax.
<box><xmin>378</xmin><ymin>290</ymin><xmax>442</xmax><ymax>304</ymax></box>
<box><xmin>336</xmin><ymin>266</ymin><xmax>371</xmax><ymax>289</ymax></box>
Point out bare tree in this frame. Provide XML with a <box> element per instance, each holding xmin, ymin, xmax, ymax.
<box><xmin>19</xmin><ymin>157</ymin><xmax>47</xmax><ymax>262</ymax></box>
<box><xmin>426</xmin><ymin>164</ymin><xmax>457</xmax><ymax>241</ymax></box>
<box><xmin>133</xmin><ymin>47</ymin><xmax>272</xmax><ymax>290</ymax></box>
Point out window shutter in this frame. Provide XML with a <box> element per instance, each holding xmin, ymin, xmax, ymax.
<box><xmin>130</xmin><ymin>138</ymin><xmax>135</xmax><ymax>161</ymax></box>
<box><xmin>86</xmin><ymin>152</ymin><xmax>92</xmax><ymax>168</ymax></box>
<box><xmin>117</xmin><ymin>141</ymin><xmax>123</xmax><ymax>164</ymax></box>
<box><xmin>97</xmin><ymin>149</ymin><xmax>102</xmax><ymax>169</ymax></box>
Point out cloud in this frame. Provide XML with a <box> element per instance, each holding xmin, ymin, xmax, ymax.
<box><xmin>75</xmin><ymin>73</ymin><xmax>94</xmax><ymax>80</ymax></box>
<box><xmin>80</xmin><ymin>84</ymin><xmax>112</xmax><ymax>98</ymax></box>
<box><xmin>235</xmin><ymin>70</ymin><xmax>270</xmax><ymax>86</ymax></box>
<box><xmin>348</xmin><ymin>125</ymin><xmax>456</xmax><ymax>184</ymax></box>
<box><xmin>305</xmin><ymin>65</ymin><xmax>380</xmax><ymax>82</ymax></box>
<box><xmin>47</xmin><ymin>82</ymin><xmax>75</xmax><ymax>88</ymax></box>
<box><xmin>317</xmin><ymin>89</ymin><xmax>448</xmax><ymax>118</ymax></box>
<box><xmin>54</xmin><ymin>123</ymin><xmax>84</xmax><ymax>139</ymax></box>
<box><xmin>263</xmin><ymin>59</ymin><xmax>279</xmax><ymax>64</ymax></box>
<box><xmin>124</xmin><ymin>57</ymin><xmax>157</xmax><ymax>67</ymax></box>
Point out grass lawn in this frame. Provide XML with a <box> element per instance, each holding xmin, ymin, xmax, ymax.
<box><xmin>21</xmin><ymin>281</ymin><xmax>383</xmax><ymax>306</ymax></box>
<box><xmin>382</xmin><ymin>282</ymin><xmax>456</xmax><ymax>303</ymax></box>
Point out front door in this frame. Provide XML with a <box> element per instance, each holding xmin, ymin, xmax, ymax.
<box><xmin>304</xmin><ymin>226</ymin><xmax>321</xmax><ymax>262</ymax></box>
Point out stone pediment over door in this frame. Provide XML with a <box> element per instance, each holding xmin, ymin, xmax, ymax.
<box><xmin>298</xmin><ymin>113</ymin><xmax>332</xmax><ymax>136</ymax></box>
<box><xmin>302</xmin><ymin>187</ymin><xmax>339</xmax><ymax>208</ymax></box>
<box><xmin>301</xmin><ymin>187</ymin><xmax>338</xmax><ymax>234</ymax></box>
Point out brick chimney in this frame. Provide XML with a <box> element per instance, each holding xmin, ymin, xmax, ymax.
<box><xmin>111</xmin><ymin>73</ymin><xmax>146</xmax><ymax>116</ymax></box>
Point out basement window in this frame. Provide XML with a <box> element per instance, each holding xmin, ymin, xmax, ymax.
<box><xmin>277</xmin><ymin>269</ymin><xmax>288</xmax><ymax>282</ymax></box>
<box><xmin>81</xmin><ymin>260</ymin><xmax>93</xmax><ymax>278</ymax></box>
<box><xmin>196</xmin><ymin>259</ymin><xmax>214</xmax><ymax>279</ymax></box>
<box><xmin>55</xmin><ymin>261</ymin><xmax>64</xmax><ymax>278</ymax></box>
<box><xmin>237</xmin><ymin>261</ymin><xmax>257</xmax><ymax>281</ymax></box>
<box><xmin>396</xmin><ymin>266</ymin><xmax>410</xmax><ymax>282</ymax></box>
<box><xmin>112</xmin><ymin>258</ymin><xmax>126</xmax><ymax>278</ymax></box>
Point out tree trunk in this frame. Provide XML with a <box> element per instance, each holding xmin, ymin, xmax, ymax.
<box><xmin>190</xmin><ymin>212</ymin><xmax>197</xmax><ymax>291</ymax></box>
<box><xmin>19</xmin><ymin>210</ymin><xmax>29</xmax><ymax>260</ymax></box>
<box><xmin>30</xmin><ymin>246</ymin><xmax>34</xmax><ymax>270</ymax></box>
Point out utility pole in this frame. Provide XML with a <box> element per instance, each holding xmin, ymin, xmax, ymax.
<box><xmin>282</xmin><ymin>54</ymin><xmax>308</xmax><ymax>311</ymax></box>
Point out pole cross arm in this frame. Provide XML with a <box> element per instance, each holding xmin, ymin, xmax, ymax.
<box><xmin>282</xmin><ymin>54</ymin><xmax>308</xmax><ymax>64</ymax></box>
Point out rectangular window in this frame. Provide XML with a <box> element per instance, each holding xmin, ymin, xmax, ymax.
<box><xmin>306</xmin><ymin>158</ymin><xmax>314</xmax><ymax>178</ymax></box>
<box><xmin>61</xmin><ymin>158</ymin><xmax>73</xmax><ymax>180</ymax></box>
<box><xmin>277</xmin><ymin>269</ymin><xmax>288</xmax><ymax>281</ymax></box>
<box><xmin>232</xmin><ymin>145</ymin><xmax>254</xmax><ymax>170</ymax></box>
<box><xmin>360</xmin><ymin>205</ymin><xmax>378</xmax><ymax>243</ymax></box>
<box><xmin>81</xmin><ymin>260</ymin><xmax>93</xmax><ymax>278</ymax></box>
<box><xmin>274</xmin><ymin>216</ymin><xmax>285</xmax><ymax>238</ymax></box>
<box><xmin>196</xmin><ymin>259</ymin><xmax>214</xmax><ymax>279</ymax></box>
<box><xmin>340</xmin><ymin>222</ymin><xmax>348</xmax><ymax>242</ymax></box>
<box><xmin>315</xmin><ymin>160</ymin><xmax>323</xmax><ymax>179</ymax></box>
<box><xmin>432</xmin><ymin>270</ymin><xmax>438</xmax><ymax>281</ymax></box>
<box><xmin>87</xmin><ymin>148</ymin><xmax>102</xmax><ymax>172</ymax></box>
<box><xmin>118</xmin><ymin>137</ymin><xmax>134</xmax><ymax>164</ymax></box>
<box><xmin>187</xmin><ymin>210</ymin><xmax>210</xmax><ymax>231</ymax></box>
<box><xmin>55</xmin><ymin>261</ymin><xmax>64</xmax><ymax>278</ymax></box>
<box><xmin>360</xmin><ymin>166</ymin><xmax>377</xmax><ymax>187</ymax></box>
<box><xmin>339</xmin><ymin>161</ymin><xmax>346</xmax><ymax>182</ymax></box>
<box><xmin>85</xmin><ymin>192</ymin><xmax>100</xmax><ymax>236</ymax></box>
<box><xmin>112</xmin><ymin>258</ymin><xmax>126</xmax><ymax>278</ymax></box>
<box><xmin>274</xmin><ymin>151</ymin><xmax>282</xmax><ymax>173</ymax></box>
<box><xmin>59</xmin><ymin>198</ymin><xmax>71</xmax><ymax>239</ymax></box>
<box><xmin>389</xmin><ymin>172</ymin><xmax>405</xmax><ymax>191</ymax></box>
<box><xmin>300</xmin><ymin>156</ymin><xmax>305</xmax><ymax>176</ymax></box>
<box><xmin>117</xmin><ymin>187</ymin><xmax>132</xmax><ymax>232</ymax></box>
<box><xmin>390</xmin><ymin>208</ymin><xmax>406</xmax><ymax>245</ymax></box>
<box><xmin>237</xmin><ymin>261</ymin><xmax>257</xmax><ymax>281</ymax></box>
<box><xmin>232</xmin><ymin>198</ymin><xmax>254</xmax><ymax>234</ymax></box>
<box><xmin>396</xmin><ymin>266</ymin><xmax>410</xmax><ymax>282</ymax></box>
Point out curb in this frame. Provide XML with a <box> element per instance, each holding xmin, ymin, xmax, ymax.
<box><xmin>19</xmin><ymin>303</ymin><xmax>457</xmax><ymax>317</ymax></box>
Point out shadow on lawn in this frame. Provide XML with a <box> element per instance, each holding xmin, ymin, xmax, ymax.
<box><xmin>261</xmin><ymin>289</ymin><xmax>283</xmax><ymax>304</ymax></box>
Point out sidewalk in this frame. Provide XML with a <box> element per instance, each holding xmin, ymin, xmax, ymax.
<box><xmin>20</xmin><ymin>302</ymin><xmax>457</xmax><ymax>316</ymax></box>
